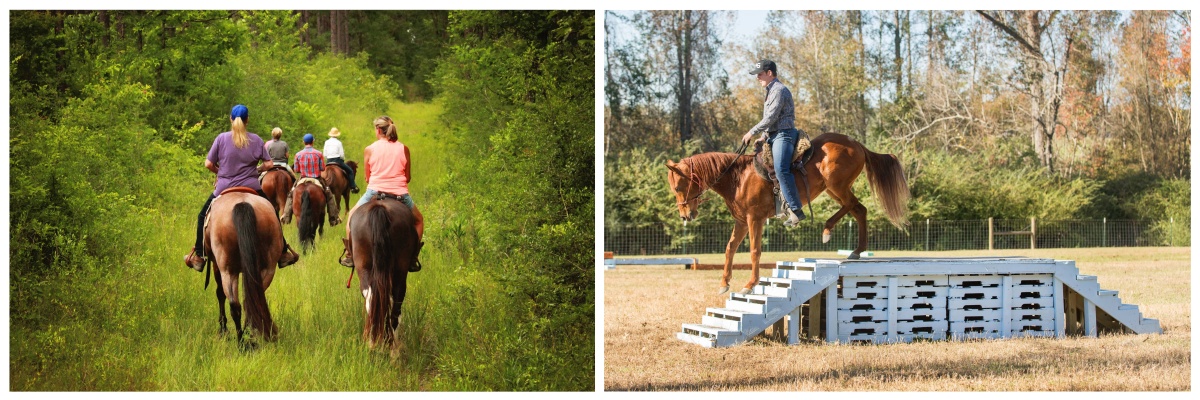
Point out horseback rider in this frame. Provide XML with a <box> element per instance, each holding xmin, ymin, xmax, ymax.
<box><xmin>280</xmin><ymin>133</ymin><xmax>341</xmax><ymax>225</ymax></box>
<box><xmin>265</xmin><ymin>127</ymin><xmax>294</xmax><ymax>174</ymax></box>
<box><xmin>339</xmin><ymin>116</ymin><xmax>425</xmax><ymax>272</ymax></box>
<box><xmin>184</xmin><ymin>104</ymin><xmax>300</xmax><ymax>271</ymax></box>
<box><xmin>740</xmin><ymin>59</ymin><xmax>806</xmax><ymax>227</ymax></box>
<box><xmin>323</xmin><ymin>127</ymin><xmax>360</xmax><ymax>193</ymax></box>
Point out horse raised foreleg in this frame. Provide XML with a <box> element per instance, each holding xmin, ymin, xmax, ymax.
<box><xmin>740</xmin><ymin>218</ymin><xmax>766</xmax><ymax>295</ymax></box>
<box><xmin>719</xmin><ymin>222</ymin><xmax>749</xmax><ymax>295</ymax></box>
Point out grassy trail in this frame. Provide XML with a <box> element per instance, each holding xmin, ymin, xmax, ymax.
<box><xmin>135</xmin><ymin>102</ymin><xmax>452</xmax><ymax>390</ymax></box>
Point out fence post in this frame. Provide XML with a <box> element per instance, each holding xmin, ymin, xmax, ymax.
<box><xmin>1102</xmin><ymin>218</ymin><xmax>1107</xmax><ymax>247</ymax></box>
<box><xmin>1170</xmin><ymin>217</ymin><xmax>1174</xmax><ymax>247</ymax></box>
<box><xmin>1030</xmin><ymin>217</ymin><xmax>1037</xmax><ymax>250</ymax></box>
<box><xmin>847</xmin><ymin>219</ymin><xmax>853</xmax><ymax>251</ymax></box>
<box><xmin>925</xmin><ymin>219</ymin><xmax>930</xmax><ymax>251</ymax></box>
<box><xmin>988</xmin><ymin>217</ymin><xmax>994</xmax><ymax>251</ymax></box>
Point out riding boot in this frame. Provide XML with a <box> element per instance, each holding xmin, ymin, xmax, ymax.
<box><xmin>280</xmin><ymin>190</ymin><xmax>295</xmax><ymax>224</ymax></box>
<box><xmin>326</xmin><ymin>188</ymin><xmax>341</xmax><ymax>225</ymax></box>
<box><xmin>410</xmin><ymin>241</ymin><xmax>423</xmax><ymax>272</ymax></box>
<box><xmin>783</xmin><ymin>207</ymin><xmax>806</xmax><ymax>227</ymax></box>
<box><xmin>340</xmin><ymin>237</ymin><xmax>354</xmax><ymax>267</ymax></box>
<box><xmin>184</xmin><ymin>248</ymin><xmax>206</xmax><ymax>272</ymax></box>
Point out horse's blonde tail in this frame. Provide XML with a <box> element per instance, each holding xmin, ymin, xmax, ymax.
<box><xmin>864</xmin><ymin>149</ymin><xmax>911</xmax><ymax>230</ymax></box>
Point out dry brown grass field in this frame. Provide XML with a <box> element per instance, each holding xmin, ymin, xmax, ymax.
<box><xmin>603</xmin><ymin>247</ymin><xmax>1190</xmax><ymax>391</ymax></box>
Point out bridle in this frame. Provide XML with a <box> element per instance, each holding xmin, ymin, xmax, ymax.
<box><xmin>675</xmin><ymin>140</ymin><xmax>751</xmax><ymax>209</ymax></box>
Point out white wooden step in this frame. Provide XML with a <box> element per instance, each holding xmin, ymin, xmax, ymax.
<box><xmin>1098</xmin><ymin>289</ymin><xmax>1118</xmax><ymax>297</ymax></box>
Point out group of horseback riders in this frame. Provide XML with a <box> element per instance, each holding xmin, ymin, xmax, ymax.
<box><xmin>184</xmin><ymin>104</ymin><xmax>425</xmax><ymax>273</ymax></box>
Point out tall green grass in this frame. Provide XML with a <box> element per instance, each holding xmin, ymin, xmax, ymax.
<box><xmin>10</xmin><ymin>100</ymin><xmax>585</xmax><ymax>390</ymax></box>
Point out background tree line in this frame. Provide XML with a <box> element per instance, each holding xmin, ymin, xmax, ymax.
<box><xmin>10</xmin><ymin>10</ymin><xmax>592</xmax><ymax>389</ymax></box>
<box><xmin>605</xmin><ymin>10</ymin><xmax>1189</xmax><ymax>244</ymax></box>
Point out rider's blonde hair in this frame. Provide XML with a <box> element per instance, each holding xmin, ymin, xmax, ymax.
<box><xmin>232</xmin><ymin>117</ymin><xmax>249</xmax><ymax>148</ymax></box>
<box><xmin>373</xmin><ymin>116</ymin><xmax>397</xmax><ymax>142</ymax></box>
<box><xmin>271</xmin><ymin>127</ymin><xmax>282</xmax><ymax>140</ymax></box>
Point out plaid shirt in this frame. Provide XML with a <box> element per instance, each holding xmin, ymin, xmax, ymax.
<box><xmin>750</xmin><ymin>79</ymin><xmax>796</xmax><ymax>135</ymax></box>
<box><xmin>293</xmin><ymin>146</ymin><xmax>325</xmax><ymax>178</ymax></box>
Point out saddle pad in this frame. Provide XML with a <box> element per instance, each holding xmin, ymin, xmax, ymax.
<box><xmin>296</xmin><ymin>177</ymin><xmax>324</xmax><ymax>189</ymax></box>
<box><xmin>220</xmin><ymin>186</ymin><xmax>259</xmax><ymax>196</ymax></box>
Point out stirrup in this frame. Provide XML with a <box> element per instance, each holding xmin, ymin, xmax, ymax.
<box><xmin>409</xmin><ymin>241</ymin><xmax>424</xmax><ymax>272</ymax></box>
<box><xmin>339</xmin><ymin>237</ymin><xmax>354</xmax><ymax>267</ymax></box>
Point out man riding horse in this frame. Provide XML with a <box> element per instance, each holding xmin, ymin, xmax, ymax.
<box><xmin>280</xmin><ymin>133</ymin><xmax>341</xmax><ymax>226</ymax></box>
<box><xmin>741</xmin><ymin>59</ymin><xmax>806</xmax><ymax>227</ymax></box>
<box><xmin>324</xmin><ymin>127</ymin><xmax>359</xmax><ymax>194</ymax></box>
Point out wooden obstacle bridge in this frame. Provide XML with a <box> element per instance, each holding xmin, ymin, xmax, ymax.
<box><xmin>676</xmin><ymin>257</ymin><xmax>1161</xmax><ymax>347</ymax></box>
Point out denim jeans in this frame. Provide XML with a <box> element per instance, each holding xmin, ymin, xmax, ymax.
<box><xmin>767</xmin><ymin>128</ymin><xmax>803</xmax><ymax>213</ymax></box>
<box><xmin>327</xmin><ymin>157</ymin><xmax>358</xmax><ymax>189</ymax></box>
<box><xmin>354</xmin><ymin>188</ymin><xmax>414</xmax><ymax>209</ymax></box>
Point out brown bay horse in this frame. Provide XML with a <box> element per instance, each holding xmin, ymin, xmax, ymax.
<box><xmin>291</xmin><ymin>180</ymin><xmax>328</xmax><ymax>253</ymax></box>
<box><xmin>348</xmin><ymin>197</ymin><xmax>419</xmax><ymax>349</ymax></box>
<box><xmin>321</xmin><ymin>161</ymin><xmax>356</xmax><ymax>215</ymax></box>
<box><xmin>203</xmin><ymin>190</ymin><xmax>282</xmax><ymax>347</ymax></box>
<box><xmin>665</xmin><ymin>132</ymin><xmax>910</xmax><ymax>295</ymax></box>
<box><xmin>261</xmin><ymin>167</ymin><xmax>295</xmax><ymax>217</ymax></box>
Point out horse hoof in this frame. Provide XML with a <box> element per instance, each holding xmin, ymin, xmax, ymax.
<box><xmin>846</xmin><ymin>253</ymin><xmax>860</xmax><ymax>260</ymax></box>
<box><xmin>717</xmin><ymin>286</ymin><xmax>729</xmax><ymax>296</ymax></box>
<box><xmin>822</xmin><ymin>233</ymin><xmax>831</xmax><ymax>243</ymax></box>
<box><xmin>737</xmin><ymin>287</ymin><xmax>753</xmax><ymax>295</ymax></box>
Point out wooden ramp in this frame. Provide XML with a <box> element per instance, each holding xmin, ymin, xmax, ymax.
<box><xmin>676</xmin><ymin>257</ymin><xmax>1161</xmax><ymax>347</ymax></box>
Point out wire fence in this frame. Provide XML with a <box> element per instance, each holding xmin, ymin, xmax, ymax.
<box><xmin>603</xmin><ymin>218</ymin><xmax>1188</xmax><ymax>256</ymax></box>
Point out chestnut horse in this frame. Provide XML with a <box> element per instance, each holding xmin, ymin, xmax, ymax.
<box><xmin>320</xmin><ymin>161</ymin><xmax>356</xmax><ymax>215</ymax></box>
<box><xmin>291</xmin><ymin>180</ymin><xmax>328</xmax><ymax>253</ymax></box>
<box><xmin>202</xmin><ymin>189</ymin><xmax>282</xmax><ymax>347</ymax></box>
<box><xmin>261</xmin><ymin>168</ymin><xmax>295</xmax><ymax>216</ymax></box>
<box><xmin>348</xmin><ymin>196</ymin><xmax>418</xmax><ymax>348</ymax></box>
<box><xmin>666</xmin><ymin>132</ymin><xmax>909</xmax><ymax>295</ymax></box>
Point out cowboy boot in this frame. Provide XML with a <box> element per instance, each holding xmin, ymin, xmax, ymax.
<box><xmin>340</xmin><ymin>237</ymin><xmax>354</xmax><ymax>267</ymax></box>
<box><xmin>410</xmin><ymin>241</ymin><xmax>423</xmax><ymax>272</ymax></box>
<box><xmin>280</xmin><ymin>190</ymin><xmax>294</xmax><ymax>224</ymax></box>
<box><xmin>783</xmin><ymin>207</ymin><xmax>806</xmax><ymax>227</ymax></box>
<box><xmin>183</xmin><ymin>248</ymin><xmax>206</xmax><ymax>272</ymax></box>
<box><xmin>325</xmin><ymin>188</ymin><xmax>341</xmax><ymax>225</ymax></box>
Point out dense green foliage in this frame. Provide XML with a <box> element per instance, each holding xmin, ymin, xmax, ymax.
<box><xmin>427</xmin><ymin>10</ymin><xmax>595</xmax><ymax>389</ymax></box>
<box><xmin>10</xmin><ymin>10</ymin><xmax>592</xmax><ymax>390</ymax></box>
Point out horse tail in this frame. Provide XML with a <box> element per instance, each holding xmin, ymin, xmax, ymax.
<box><xmin>234</xmin><ymin>202</ymin><xmax>273</xmax><ymax>340</ymax></box>
<box><xmin>367</xmin><ymin>204</ymin><xmax>395</xmax><ymax>344</ymax></box>
<box><xmin>863</xmin><ymin>148</ymin><xmax>911</xmax><ymax>230</ymax></box>
<box><xmin>299</xmin><ymin>188</ymin><xmax>315</xmax><ymax>253</ymax></box>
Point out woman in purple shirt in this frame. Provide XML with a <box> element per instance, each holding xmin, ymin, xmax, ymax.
<box><xmin>184</xmin><ymin>104</ymin><xmax>299</xmax><ymax>270</ymax></box>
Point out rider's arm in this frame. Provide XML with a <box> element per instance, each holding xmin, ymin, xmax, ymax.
<box><xmin>363</xmin><ymin>147</ymin><xmax>372</xmax><ymax>184</ymax></box>
<box><xmin>404</xmin><ymin>145</ymin><xmax>412</xmax><ymax>184</ymax></box>
<box><xmin>204</xmin><ymin>159</ymin><xmax>218</xmax><ymax>173</ymax></box>
<box><xmin>748</xmin><ymin>84</ymin><xmax>782</xmax><ymax>135</ymax></box>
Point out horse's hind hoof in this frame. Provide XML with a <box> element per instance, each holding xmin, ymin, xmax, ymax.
<box><xmin>822</xmin><ymin>233</ymin><xmax>832</xmax><ymax>243</ymax></box>
<box><xmin>846</xmin><ymin>253</ymin><xmax>860</xmax><ymax>260</ymax></box>
<box><xmin>737</xmin><ymin>287</ymin><xmax>753</xmax><ymax>295</ymax></box>
<box><xmin>717</xmin><ymin>286</ymin><xmax>729</xmax><ymax>296</ymax></box>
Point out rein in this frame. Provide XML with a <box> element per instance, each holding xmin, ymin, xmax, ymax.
<box><xmin>678</xmin><ymin>140</ymin><xmax>751</xmax><ymax>206</ymax></box>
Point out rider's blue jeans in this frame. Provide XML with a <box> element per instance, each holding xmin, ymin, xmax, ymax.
<box><xmin>767</xmin><ymin>128</ymin><xmax>804</xmax><ymax>214</ymax></box>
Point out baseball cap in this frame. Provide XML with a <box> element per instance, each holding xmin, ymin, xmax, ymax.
<box><xmin>749</xmin><ymin>59</ymin><xmax>777</xmax><ymax>75</ymax></box>
<box><xmin>230</xmin><ymin>104</ymin><xmax>249</xmax><ymax>121</ymax></box>
<box><xmin>303</xmin><ymin>133</ymin><xmax>314</xmax><ymax>143</ymax></box>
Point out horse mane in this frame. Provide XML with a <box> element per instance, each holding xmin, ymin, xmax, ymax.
<box><xmin>683</xmin><ymin>152</ymin><xmax>752</xmax><ymax>186</ymax></box>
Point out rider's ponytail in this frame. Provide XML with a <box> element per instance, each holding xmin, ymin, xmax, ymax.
<box><xmin>374</xmin><ymin>116</ymin><xmax>398</xmax><ymax>142</ymax></box>
<box><xmin>232</xmin><ymin>117</ymin><xmax>249</xmax><ymax>148</ymax></box>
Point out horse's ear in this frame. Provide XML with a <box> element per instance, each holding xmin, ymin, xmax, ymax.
<box><xmin>665</xmin><ymin>160</ymin><xmax>684</xmax><ymax>176</ymax></box>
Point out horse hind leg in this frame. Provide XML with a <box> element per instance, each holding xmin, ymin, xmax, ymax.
<box><xmin>820</xmin><ymin>191</ymin><xmax>853</xmax><ymax>244</ymax></box>
<box><xmin>215</xmin><ymin>273</ymin><xmax>228</xmax><ymax>336</ymax></box>
<box><xmin>848</xmin><ymin>202</ymin><xmax>868</xmax><ymax>259</ymax></box>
